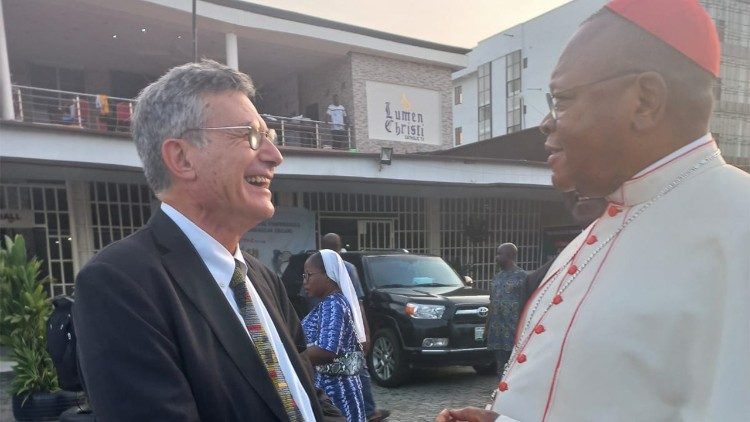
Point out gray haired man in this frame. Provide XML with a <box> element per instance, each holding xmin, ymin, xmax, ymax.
<box><xmin>74</xmin><ymin>60</ymin><xmax>343</xmax><ymax>421</ymax></box>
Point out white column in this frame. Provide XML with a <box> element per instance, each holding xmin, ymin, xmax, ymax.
<box><xmin>66</xmin><ymin>180</ymin><xmax>95</xmax><ymax>274</ymax></box>
<box><xmin>0</xmin><ymin>0</ymin><xmax>14</xmax><ymax>120</ymax></box>
<box><xmin>425</xmin><ymin>197</ymin><xmax>441</xmax><ymax>256</ymax></box>
<box><xmin>225</xmin><ymin>32</ymin><xmax>238</xmax><ymax>70</ymax></box>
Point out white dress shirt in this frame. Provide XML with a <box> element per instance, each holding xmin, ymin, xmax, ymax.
<box><xmin>161</xmin><ymin>203</ymin><xmax>315</xmax><ymax>422</ymax></box>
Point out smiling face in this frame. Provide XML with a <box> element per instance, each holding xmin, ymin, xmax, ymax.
<box><xmin>189</xmin><ymin>90</ymin><xmax>283</xmax><ymax>230</ymax></box>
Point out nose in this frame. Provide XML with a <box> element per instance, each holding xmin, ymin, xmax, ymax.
<box><xmin>539</xmin><ymin>112</ymin><xmax>555</xmax><ymax>136</ymax></box>
<box><xmin>259</xmin><ymin>134</ymin><xmax>283</xmax><ymax>167</ymax></box>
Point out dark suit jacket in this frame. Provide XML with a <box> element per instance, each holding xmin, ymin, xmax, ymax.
<box><xmin>73</xmin><ymin>210</ymin><xmax>344</xmax><ymax>421</ymax></box>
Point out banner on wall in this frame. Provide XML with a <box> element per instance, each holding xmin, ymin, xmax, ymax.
<box><xmin>240</xmin><ymin>207</ymin><xmax>316</xmax><ymax>276</ymax></box>
<box><xmin>365</xmin><ymin>81</ymin><xmax>441</xmax><ymax>145</ymax></box>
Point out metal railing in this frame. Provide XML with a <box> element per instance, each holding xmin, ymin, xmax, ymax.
<box><xmin>12</xmin><ymin>85</ymin><xmax>134</xmax><ymax>132</ymax></box>
<box><xmin>262</xmin><ymin>114</ymin><xmax>353</xmax><ymax>150</ymax></box>
<box><xmin>10</xmin><ymin>85</ymin><xmax>354</xmax><ymax>150</ymax></box>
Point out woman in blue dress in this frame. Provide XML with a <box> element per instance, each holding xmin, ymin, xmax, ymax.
<box><xmin>301</xmin><ymin>250</ymin><xmax>367</xmax><ymax>422</ymax></box>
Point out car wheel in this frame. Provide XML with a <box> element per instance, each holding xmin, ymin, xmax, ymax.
<box><xmin>473</xmin><ymin>361</ymin><xmax>497</xmax><ymax>375</ymax></box>
<box><xmin>369</xmin><ymin>329</ymin><xmax>410</xmax><ymax>387</ymax></box>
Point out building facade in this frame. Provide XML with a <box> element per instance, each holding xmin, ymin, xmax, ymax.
<box><xmin>452</xmin><ymin>0</ymin><xmax>750</xmax><ymax>172</ymax></box>
<box><xmin>0</xmin><ymin>0</ymin><xmax>576</xmax><ymax>295</ymax></box>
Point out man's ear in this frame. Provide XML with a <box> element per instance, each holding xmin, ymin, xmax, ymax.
<box><xmin>161</xmin><ymin>138</ymin><xmax>197</xmax><ymax>182</ymax></box>
<box><xmin>632</xmin><ymin>71</ymin><xmax>667</xmax><ymax>132</ymax></box>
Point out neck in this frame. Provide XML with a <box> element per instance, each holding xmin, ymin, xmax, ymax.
<box><xmin>161</xmin><ymin>190</ymin><xmax>260</xmax><ymax>253</ymax></box>
<box><xmin>500</xmin><ymin>263</ymin><xmax>516</xmax><ymax>271</ymax></box>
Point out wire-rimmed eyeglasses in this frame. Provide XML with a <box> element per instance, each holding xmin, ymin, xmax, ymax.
<box><xmin>184</xmin><ymin>126</ymin><xmax>278</xmax><ymax>150</ymax></box>
<box><xmin>302</xmin><ymin>271</ymin><xmax>325</xmax><ymax>281</ymax></box>
<box><xmin>546</xmin><ymin>71</ymin><xmax>644</xmax><ymax>120</ymax></box>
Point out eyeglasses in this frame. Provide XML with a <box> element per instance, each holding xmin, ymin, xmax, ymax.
<box><xmin>546</xmin><ymin>71</ymin><xmax>644</xmax><ymax>120</ymax></box>
<box><xmin>184</xmin><ymin>126</ymin><xmax>278</xmax><ymax>150</ymax></box>
<box><xmin>302</xmin><ymin>271</ymin><xmax>325</xmax><ymax>280</ymax></box>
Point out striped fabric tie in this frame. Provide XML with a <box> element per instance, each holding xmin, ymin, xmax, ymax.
<box><xmin>230</xmin><ymin>260</ymin><xmax>304</xmax><ymax>422</ymax></box>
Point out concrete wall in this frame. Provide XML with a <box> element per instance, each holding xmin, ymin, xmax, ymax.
<box><xmin>258</xmin><ymin>72</ymin><xmax>300</xmax><ymax>117</ymax></box>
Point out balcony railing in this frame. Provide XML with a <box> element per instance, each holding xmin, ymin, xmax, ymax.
<box><xmin>10</xmin><ymin>85</ymin><xmax>354</xmax><ymax>150</ymax></box>
<box><xmin>12</xmin><ymin>85</ymin><xmax>134</xmax><ymax>132</ymax></box>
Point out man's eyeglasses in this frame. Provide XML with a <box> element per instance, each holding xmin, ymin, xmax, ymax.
<box><xmin>302</xmin><ymin>271</ymin><xmax>325</xmax><ymax>280</ymax></box>
<box><xmin>184</xmin><ymin>126</ymin><xmax>278</xmax><ymax>150</ymax></box>
<box><xmin>546</xmin><ymin>71</ymin><xmax>644</xmax><ymax>120</ymax></box>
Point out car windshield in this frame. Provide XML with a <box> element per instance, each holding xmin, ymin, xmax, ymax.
<box><xmin>366</xmin><ymin>255</ymin><xmax>464</xmax><ymax>289</ymax></box>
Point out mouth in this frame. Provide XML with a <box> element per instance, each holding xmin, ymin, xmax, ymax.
<box><xmin>244</xmin><ymin>175</ymin><xmax>272</xmax><ymax>189</ymax></box>
<box><xmin>544</xmin><ymin>143</ymin><xmax>564</xmax><ymax>165</ymax></box>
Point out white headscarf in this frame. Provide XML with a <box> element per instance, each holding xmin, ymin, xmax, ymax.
<box><xmin>319</xmin><ymin>249</ymin><xmax>367</xmax><ymax>344</ymax></box>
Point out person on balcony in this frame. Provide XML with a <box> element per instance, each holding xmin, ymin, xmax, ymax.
<box><xmin>326</xmin><ymin>94</ymin><xmax>348</xmax><ymax>149</ymax></box>
<box><xmin>74</xmin><ymin>59</ymin><xmax>343</xmax><ymax>422</ymax></box>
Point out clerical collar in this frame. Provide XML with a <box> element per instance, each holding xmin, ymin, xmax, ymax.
<box><xmin>633</xmin><ymin>133</ymin><xmax>713</xmax><ymax>178</ymax></box>
<box><xmin>606</xmin><ymin>134</ymin><xmax>722</xmax><ymax>206</ymax></box>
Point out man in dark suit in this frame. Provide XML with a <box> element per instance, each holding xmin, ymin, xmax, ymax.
<box><xmin>73</xmin><ymin>60</ymin><xmax>343</xmax><ymax>421</ymax></box>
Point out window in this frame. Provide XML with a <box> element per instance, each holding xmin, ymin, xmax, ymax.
<box><xmin>505</xmin><ymin>50</ymin><xmax>523</xmax><ymax>133</ymax></box>
<box><xmin>477</xmin><ymin>62</ymin><xmax>492</xmax><ymax>141</ymax></box>
<box><xmin>455</xmin><ymin>127</ymin><xmax>463</xmax><ymax>145</ymax></box>
<box><xmin>454</xmin><ymin>86</ymin><xmax>463</xmax><ymax>105</ymax></box>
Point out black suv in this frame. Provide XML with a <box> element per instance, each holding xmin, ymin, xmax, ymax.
<box><xmin>281</xmin><ymin>250</ymin><xmax>495</xmax><ymax>387</ymax></box>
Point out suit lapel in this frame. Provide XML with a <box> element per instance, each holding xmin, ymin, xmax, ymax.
<box><xmin>149</xmin><ymin>211</ymin><xmax>288</xmax><ymax>421</ymax></box>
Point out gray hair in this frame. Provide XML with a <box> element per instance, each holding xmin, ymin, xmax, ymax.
<box><xmin>132</xmin><ymin>59</ymin><xmax>256</xmax><ymax>193</ymax></box>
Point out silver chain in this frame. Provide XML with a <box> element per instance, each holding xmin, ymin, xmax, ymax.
<box><xmin>501</xmin><ymin>150</ymin><xmax>721</xmax><ymax>380</ymax></box>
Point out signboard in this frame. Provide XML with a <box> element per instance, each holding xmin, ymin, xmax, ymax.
<box><xmin>0</xmin><ymin>209</ymin><xmax>35</xmax><ymax>228</ymax></box>
<box><xmin>366</xmin><ymin>81</ymin><xmax>441</xmax><ymax>145</ymax></box>
<box><xmin>240</xmin><ymin>207</ymin><xmax>315</xmax><ymax>276</ymax></box>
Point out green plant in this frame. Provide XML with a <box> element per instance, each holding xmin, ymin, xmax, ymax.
<box><xmin>0</xmin><ymin>235</ymin><xmax>59</xmax><ymax>399</ymax></box>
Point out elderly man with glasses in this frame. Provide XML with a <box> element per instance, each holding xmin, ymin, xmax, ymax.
<box><xmin>74</xmin><ymin>60</ymin><xmax>344</xmax><ymax>422</ymax></box>
<box><xmin>437</xmin><ymin>0</ymin><xmax>749</xmax><ymax>421</ymax></box>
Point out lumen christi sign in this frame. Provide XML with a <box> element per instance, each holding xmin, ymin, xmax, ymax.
<box><xmin>366</xmin><ymin>81</ymin><xmax>441</xmax><ymax>145</ymax></box>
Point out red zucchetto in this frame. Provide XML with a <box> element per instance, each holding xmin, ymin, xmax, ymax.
<box><xmin>606</xmin><ymin>0</ymin><xmax>721</xmax><ymax>77</ymax></box>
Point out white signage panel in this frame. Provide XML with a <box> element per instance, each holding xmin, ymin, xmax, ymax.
<box><xmin>240</xmin><ymin>207</ymin><xmax>315</xmax><ymax>276</ymax></box>
<box><xmin>366</xmin><ymin>81</ymin><xmax>441</xmax><ymax>145</ymax></box>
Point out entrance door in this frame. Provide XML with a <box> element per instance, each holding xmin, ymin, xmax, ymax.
<box><xmin>357</xmin><ymin>220</ymin><xmax>394</xmax><ymax>250</ymax></box>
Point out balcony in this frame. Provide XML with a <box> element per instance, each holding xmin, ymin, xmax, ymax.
<box><xmin>10</xmin><ymin>85</ymin><xmax>354</xmax><ymax>150</ymax></box>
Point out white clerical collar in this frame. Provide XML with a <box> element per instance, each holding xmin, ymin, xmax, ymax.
<box><xmin>633</xmin><ymin>133</ymin><xmax>713</xmax><ymax>178</ymax></box>
<box><xmin>160</xmin><ymin>202</ymin><xmax>246</xmax><ymax>287</ymax></box>
<box><xmin>606</xmin><ymin>134</ymin><xmax>721</xmax><ymax>206</ymax></box>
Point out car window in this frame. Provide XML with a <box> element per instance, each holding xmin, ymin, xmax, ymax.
<box><xmin>365</xmin><ymin>255</ymin><xmax>464</xmax><ymax>289</ymax></box>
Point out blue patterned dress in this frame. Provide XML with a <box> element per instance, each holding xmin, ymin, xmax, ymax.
<box><xmin>301</xmin><ymin>292</ymin><xmax>365</xmax><ymax>422</ymax></box>
<box><xmin>487</xmin><ymin>267</ymin><xmax>527</xmax><ymax>351</ymax></box>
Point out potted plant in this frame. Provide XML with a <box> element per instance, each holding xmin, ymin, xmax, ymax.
<box><xmin>0</xmin><ymin>235</ymin><xmax>79</xmax><ymax>421</ymax></box>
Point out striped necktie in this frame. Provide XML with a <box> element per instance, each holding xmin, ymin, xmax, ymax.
<box><xmin>230</xmin><ymin>260</ymin><xmax>304</xmax><ymax>422</ymax></box>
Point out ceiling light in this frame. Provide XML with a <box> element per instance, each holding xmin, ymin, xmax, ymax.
<box><xmin>177</xmin><ymin>35</ymin><xmax>182</xmax><ymax>39</ymax></box>
<box><xmin>112</xmin><ymin>34</ymin><xmax>117</xmax><ymax>38</ymax></box>
<box><xmin>141</xmin><ymin>28</ymin><xmax>147</xmax><ymax>32</ymax></box>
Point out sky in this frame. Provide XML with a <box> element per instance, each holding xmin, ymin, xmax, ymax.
<box><xmin>248</xmin><ymin>0</ymin><xmax>575</xmax><ymax>48</ymax></box>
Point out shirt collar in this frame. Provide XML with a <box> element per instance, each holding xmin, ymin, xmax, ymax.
<box><xmin>160</xmin><ymin>203</ymin><xmax>247</xmax><ymax>284</ymax></box>
<box><xmin>605</xmin><ymin>134</ymin><xmax>722</xmax><ymax>206</ymax></box>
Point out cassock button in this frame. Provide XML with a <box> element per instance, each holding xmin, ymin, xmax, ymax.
<box><xmin>498</xmin><ymin>381</ymin><xmax>508</xmax><ymax>391</ymax></box>
<box><xmin>607</xmin><ymin>205</ymin><xmax>622</xmax><ymax>217</ymax></box>
<box><xmin>534</xmin><ymin>324</ymin><xmax>545</xmax><ymax>334</ymax></box>
<box><xmin>517</xmin><ymin>353</ymin><xmax>527</xmax><ymax>363</ymax></box>
<box><xmin>552</xmin><ymin>294</ymin><xmax>563</xmax><ymax>305</ymax></box>
<box><xmin>567</xmin><ymin>265</ymin><xmax>577</xmax><ymax>275</ymax></box>
<box><xmin>586</xmin><ymin>235</ymin><xmax>598</xmax><ymax>245</ymax></box>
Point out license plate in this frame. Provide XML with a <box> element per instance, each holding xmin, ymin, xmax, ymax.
<box><xmin>474</xmin><ymin>326</ymin><xmax>485</xmax><ymax>341</ymax></box>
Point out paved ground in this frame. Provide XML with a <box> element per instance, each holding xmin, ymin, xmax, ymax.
<box><xmin>0</xmin><ymin>366</ymin><xmax>497</xmax><ymax>421</ymax></box>
<box><xmin>371</xmin><ymin>366</ymin><xmax>497</xmax><ymax>422</ymax></box>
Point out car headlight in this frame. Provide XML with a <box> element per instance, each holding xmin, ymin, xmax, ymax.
<box><xmin>405</xmin><ymin>303</ymin><xmax>445</xmax><ymax>319</ymax></box>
